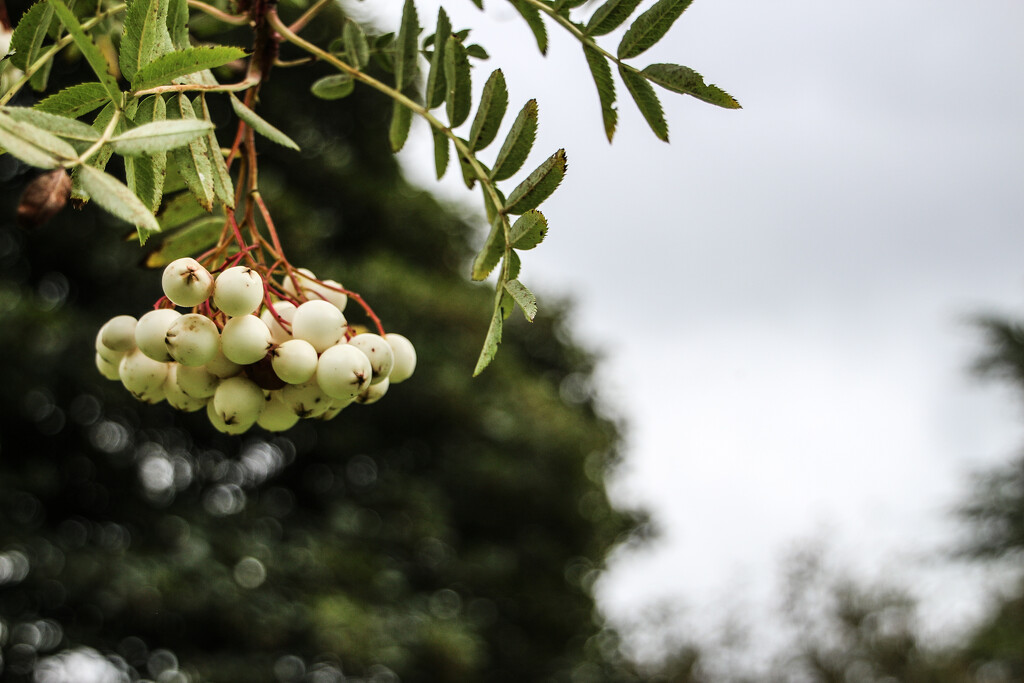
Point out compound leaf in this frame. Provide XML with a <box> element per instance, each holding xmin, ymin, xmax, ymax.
<box><xmin>132</xmin><ymin>46</ymin><xmax>246</xmax><ymax>92</ymax></box>
<box><xmin>444</xmin><ymin>35</ymin><xmax>472</xmax><ymax>127</ymax></box>
<box><xmin>503</xmin><ymin>149</ymin><xmax>566</xmax><ymax>215</ymax></box>
<box><xmin>619</xmin><ymin>65</ymin><xmax>668</xmax><ymax>141</ymax></box>
<box><xmin>34</xmin><ymin>83</ymin><xmax>109</xmax><ymax>118</ymax></box>
<box><xmin>490</xmin><ymin>99</ymin><xmax>537</xmax><ymax>182</ymax></box>
<box><xmin>617</xmin><ymin>0</ymin><xmax>693</xmax><ymax>60</ymax></box>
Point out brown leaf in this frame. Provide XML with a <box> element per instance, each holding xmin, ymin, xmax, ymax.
<box><xmin>17</xmin><ymin>169</ymin><xmax>72</xmax><ymax>229</ymax></box>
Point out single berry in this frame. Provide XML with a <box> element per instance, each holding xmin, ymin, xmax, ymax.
<box><xmin>213</xmin><ymin>266</ymin><xmax>264</xmax><ymax>317</ymax></box>
<box><xmin>95</xmin><ymin>352</ymin><xmax>121</xmax><ymax>381</ymax></box>
<box><xmin>136</xmin><ymin>309</ymin><xmax>182</xmax><ymax>362</ymax></box>
<box><xmin>221</xmin><ymin>315</ymin><xmax>273</xmax><ymax>365</ymax></box>
<box><xmin>260</xmin><ymin>301</ymin><xmax>296</xmax><ymax>345</ymax></box>
<box><xmin>384</xmin><ymin>333</ymin><xmax>416</xmax><ymax>384</ymax></box>
<box><xmin>119</xmin><ymin>349</ymin><xmax>169</xmax><ymax>403</ymax></box>
<box><xmin>100</xmin><ymin>315</ymin><xmax>138</xmax><ymax>352</ymax></box>
<box><xmin>95</xmin><ymin>329</ymin><xmax>125</xmax><ymax>366</ymax></box>
<box><xmin>292</xmin><ymin>299</ymin><xmax>346</xmax><ymax>353</ymax></box>
<box><xmin>316</xmin><ymin>343</ymin><xmax>372</xmax><ymax>400</ymax></box>
<box><xmin>280</xmin><ymin>380</ymin><xmax>332</xmax><ymax>418</ymax></box>
<box><xmin>281</xmin><ymin>268</ymin><xmax>317</xmax><ymax>299</ymax></box>
<box><xmin>348</xmin><ymin>333</ymin><xmax>394</xmax><ymax>385</ymax></box>
<box><xmin>165</xmin><ymin>314</ymin><xmax>220</xmax><ymax>367</ymax></box>
<box><xmin>206</xmin><ymin>348</ymin><xmax>243</xmax><ymax>379</ymax></box>
<box><xmin>257</xmin><ymin>392</ymin><xmax>301</xmax><ymax>432</ymax></box>
<box><xmin>212</xmin><ymin>376</ymin><xmax>264</xmax><ymax>431</ymax></box>
<box><xmin>165</xmin><ymin>365</ymin><xmax>208</xmax><ymax>412</ymax></box>
<box><xmin>162</xmin><ymin>258</ymin><xmax>214</xmax><ymax>307</ymax></box>
<box><xmin>355</xmin><ymin>377</ymin><xmax>389</xmax><ymax>405</ymax></box>
<box><xmin>176</xmin><ymin>363</ymin><xmax>220</xmax><ymax>398</ymax></box>
<box><xmin>271</xmin><ymin>339</ymin><xmax>318</xmax><ymax>384</ymax></box>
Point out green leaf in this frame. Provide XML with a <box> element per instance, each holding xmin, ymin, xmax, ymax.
<box><xmin>168</xmin><ymin>94</ymin><xmax>214</xmax><ymax>210</ymax></box>
<box><xmin>48</xmin><ymin>0</ymin><xmax>122</xmax><ymax>103</ymax></box>
<box><xmin>132</xmin><ymin>46</ymin><xmax>246</xmax><ymax>92</ymax></box>
<box><xmin>120</xmin><ymin>0</ymin><xmax>170</xmax><ymax>82</ymax></box>
<box><xmin>424</xmin><ymin>8</ymin><xmax>451</xmax><ymax>110</ymax></box>
<box><xmin>490</xmin><ymin>99</ymin><xmax>538</xmax><ymax>182</ymax></box>
<box><xmin>11</xmin><ymin>2</ymin><xmax>54</xmax><ymax>72</ymax></box>
<box><xmin>310</xmin><ymin>74</ymin><xmax>354</xmax><ymax>100</ymax></box>
<box><xmin>618</xmin><ymin>0</ymin><xmax>693</xmax><ymax>59</ymax></box>
<box><xmin>394</xmin><ymin>0</ymin><xmax>420</xmax><ymax>90</ymax></box>
<box><xmin>471</xmin><ymin>215</ymin><xmax>505</xmax><ymax>281</ymax></box>
<box><xmin>510</xmin><ymin>0</ymin><xmax>548</xmax><ymax>55</ymax></box>
<box><xmin>641</xmin><ymin>63</ymin><xmax>741</xmax><ymax>108</ymax></box>
<box><xmin>196</xmin><ymin>95</ymin><xmax>234</xmax><ymax>209</ymax></box>
<box><xmin>229</xmin><ymin>93</ymin><xmax>300</xmax><ymax>151</ymax></box>
<box><xmin>503</xmin><ymin>149</ymin><xmax>567</xmax><ymax>215</ymax></box>
<box><xmin>343</xmin><ymin>20</ymin><xmax>370</xmax><ymax>69</ymax></box>
<box><xmin>466</xmin><ymin>44</ymin><xmax>489</xmax><ymax>60</ymax></box>
<box><xmin>585</xmin><ymin>0</ymin><xmax>642</xmax><ymax>36</ymax></box>
<box><xmin>125</xmin><ymin>95</ymin><xmax>167</xmax><ymax>213</ymax></box>
<box><xmin>1</xmin><ymin>106</ymin><xmax>100</xmax><ymax>143</ymax></box>
<box><xmin>167</xmin><ymin>0</ymin><xmax>190</xmax><ymax>50</ymax></box>
<box><xmin>0</xmin><ymin>109</ymin><xmax>79</xmax><ymax>164</ymax></box>
<box><xmin>583</xmin><ymin>45</ymin><xmax>617</xmax><ymax>142</ymax></box>
<box><xmin>34</xmin><ymin>83</ymin><xmax>109</xmax><ymax>118</ymax></box>
<box><xmin>473</xmin><ymin>292</ymin><xmax>504</xmax><ymax>376</ymax></box>
<box><xmin>468</xmin><ymin>69</ymin><xmax>508</xmax><ymax>152</ymax></box>
<box><xmin>109</xmin><ymin>119</ymin><xmax>213</xmax><ymax>155</ymax></box>
<box><xmin>158</xmin><ymin>191</ymin><xmax>208</xmax><ymax>231</ymax></box>
<box><xmin>146</xmin><ymin>216</ymin><xmax>223</xmax><ymax>267</ymax></box>
<box><xmin>389</xmin><ymin>101</ymin><xmax>413</xmax><ymax>153</ymax></box>
<box><xmin>444</xmin><ymin>35</ymin><xmax>472</xmax><ymax>127</ymax></box>
<box><xmin>77</xmin><ymin>164</ymin><xmax>161</xmax><ymax>234</ymax></box>
<box><xmin>619</xmin><ymin>65</ymin><xmax>668</xmax><ymax>141</ymax></box>
<box><xmin>509</xmin><ymin>210</ymin><xmax>547</xmax><ymax>250</ymax></box>
<box><xmin>504</xmin><ymin>279</ymin><xmax>537</xmax><ymax>321</ymax></box>
<box><xmin>372</xmin><ymin>33</ymin><xmax>395</xmax><ymax>73</ymax></box>
<box><xmin>432</xmin><ymin>127</ymin><xmax>449</xmax><ymax>179</ymax></box>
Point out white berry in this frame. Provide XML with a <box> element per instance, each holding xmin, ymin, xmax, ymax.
<box><xmin>356</xmin><ymin>377</ymin><xmax>389</xmax><ymax>405</ymax></box>
<box><xmin>165</xmin><ymin>314</ymin><xmax>220</xmax><ymax>367</ymax></box>
<box><xmin>95</xmin><ymin>353</ymin><xmax>121</xmax><ymax>380</ymax></box>
<box><xmin>119</xmin><ymin>349</ymin><xmax>169</xmax><ymax>403</ymax></box>
<box><xmin>213</xmin><ymin>266</ymin><xmax>264</xmax><ymax>317</ymax></box>
<box><xmin>270</xmin><ymin>338</ymin><xmax>318</xmax><ymax>384</ymax></box>
<box><xmin>221</xmin><ymin>315</ymin><xmax>272</xmax><ymax>365</ymax></box>
<box><xmin>99</xmin><ymin>315</ymin><xmax>138</xmax><ymax>352</ymax></box>
<box><xmin>281</xmin><ymin>268</ymin><xmax>317</xmax><ymax>299</ymax></box>
<box><xmin>206</xmin><ymin>348</ymin><xmax>242</xmax><ymax>379</ymax></box>
<box><xmin>319</xmin><ymin>396</ymin><xmax>354</xmax><ymax>420</ymax></box>
<box><xmin>165</xmin><ymin>365</ymin><xmax>208</xmax><ymax>412</ymax></box>
<box><xmin>95</xmin><ymin>330</ymin><xmax>125</xmax><ymax>366</ymax></box>
<box><xmin>162</xmin><ymin>258</ymin><xmax>214</xmax><ymax>307</ymax></box>
<box><xmin>257</xmin><ymin>392</ymin><xmax>301</xmax><ymax>432</ymax></box>
<box><xmin>212</xmin><ymin>376</ymin><xmax>264</xmax><ymax>431</ymax></box>
<box><xmin>135</xmin><ymin>309</ymin><xmax>182</xmax><ymax>362</ymax></box>
<box><xmin>306</xmin><ymin>279</ymin><xmax>347</xmax><ymax>312</ymax></box>
<box><xmin>260</xmin><ymin>301</ymin><xmax>296</xmax><ymax>345</ymax></box>
<box><xmin>348</xmin><ymin>333</ymin><xmax>394</xmax><ymax>385</ymax></box>
<box><xmin>291</xmin><ymin>299</ymin><xmax>346</xmax><ymax>353</ymax></box>
<box><xmin>316</xmin><ymin>343</ymin><xmax>372</xmax><ymax>400</ymax></box>
<box><xmin>280</xmin><ymin>380</ymin><xmax>332</xmax><ymax>418</ymax></box>
<box><xmin>176</xmin><ymin>363</ymin><xmax>219</xmax><ymax>398</ymax></box>
<box><xmin>207</xmin><ymin>401</ymin><xmax>249</xmax><ymax>435</ymax></box>
<box><xmin>384</xmin><ymin>333</ymin><xmax>416</xmax><ymax>384</ymax></box>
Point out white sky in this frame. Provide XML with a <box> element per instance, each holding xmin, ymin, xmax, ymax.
<box><xmin>366</xmin><ymin>0</ymin><xmax>1024</xmax><ymax>666</ymax></box>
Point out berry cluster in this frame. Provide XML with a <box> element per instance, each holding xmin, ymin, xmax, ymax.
<box><xmin>94</xmin><ymin>258</ymin><xmax>415</xmax><ymax>434</ymax></box>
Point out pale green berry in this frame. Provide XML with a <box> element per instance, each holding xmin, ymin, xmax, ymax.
<box><xmin>165</xmin><ymin>365</ymin><xmax>208</xmax><ymax>412</ymax></box>
<box><xmin>95</xmin><ymin>353</ymin><xmax>121</xmax><ymax>381</ymax></box>
<box><xmin>221</xmin><ymin>315</ymin><xmax>272</xmax><ymax>365</ymax></box>
<box><xmin>316</xmin><ymin>343</ymin><xmax>371</xmax><ymax>400</ymax></box>
<box><xmin>162</xmin><ymin>258</ymin><xmax>214</xmax><ymax>307</ymax></box>
<box><xmin>206</xmin><ymin>348</ymin><xmax>242</xmax><ymax>379</ymax></box>
<box><xmin>257</xmin><ymin>392</ymin><xmax>300</xmax><ymax>432</ymax></box>
<box><xmin>260</xmin><ymin>301</ymin><xmax>296</xmax><ymax>345</ymax></box>
<box><xmin>280</xmin><ymin>380</ymin><xmax>332</xmax><ymax>418</ymax></box>
<box><xmin>95</xmin><ymin>329</ymin><xmax>124</xmax><ymax>366</ymax></box>
<box><xmin>318</xmin><ymin>396</ymin><xmax>354</xmax><ymax>420</ymax></box>
<box><xmin>136</xmin><ymin>309</ymin><xmax>182</xmax><ymax>362</ymax></box>
<box><xmin>99</xmin><ymin>315</ymin><xmax>138</xmax><ymax>352</ymax></box>
<box><xmin>384</xmin><ymin>333</ymin><xmax>416</xmax><ymax>384</ymax></box>
<box><xmin>270</xmin><ymin>338</ymin><xmax>318</xmax><ymax>384</ymax></box>
<box><xmin>348</xmin><ymin>333</ymin><xmax>394</xmax><ymax>385</ymax></box>
<box><xmin>292</xmin><ymin>300</ymin><xmax>346</xmax><ymax>353</ymax></box>
<box><xmin>355</xmin><ymin>377</ymin><xmax>389</xmax><ymax>405</ymax></box>
<box><xmin>212</xmin><ymin>376</ymin><xmax>264</xmax><ymax>430</ymax></box>
<box><xmin>176</xmin><ymin>363</ymin><xmax>219</xmax><ymax>398</ymax></box>
<box><xmin>213</xmin><ymin>266</ymin><xmax>264</xmax><ymax>317</ymax></box>
<box><xmin>165</xmin><ymin>314</ymin><xmax>220</xmax><ymax>367</ymax></box>
<box><xmin>119</xmin><ymin>349</ymin><xmax>168</xmax><ymax>403</ymax></box>
<box><xmin>207</xmin><ymin>400</ymin><xmax>251</xmax><ymax>435</ymax></box>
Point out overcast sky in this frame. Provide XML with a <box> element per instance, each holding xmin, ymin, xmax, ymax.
<box><xmin>366</xmin><ymin>0</ymin><xmax>1024</xmax><ymax>665</ymax></box>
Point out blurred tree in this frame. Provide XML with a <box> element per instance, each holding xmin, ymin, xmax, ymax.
<box><xmin>0</xmin><ymin>4</ymin><xmax>650</xmax><ymax>681</ymax></box>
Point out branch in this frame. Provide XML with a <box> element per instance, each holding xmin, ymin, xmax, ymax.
<box><xmin>187</xmin><ymin>0</ymin><xmax>248</xmax><ymax>26</ymax></box>
<box><xmin>133</xmin><ymin>76</ymin><xmax>260</xmax><ymax>97</ymax></box>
